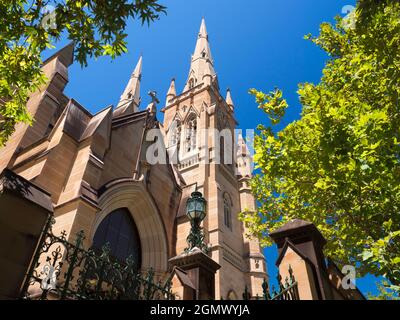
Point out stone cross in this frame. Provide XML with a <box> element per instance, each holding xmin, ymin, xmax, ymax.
<box><xmin>148</xmin><ymin>90</ymin><xmax>160</xmax><ymax>105</ymax></box>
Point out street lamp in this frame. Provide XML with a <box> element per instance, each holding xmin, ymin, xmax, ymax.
<box><xmin>185</xmin><ymin>191</ymin><xmax>208</xmax><ymax>253</ymax></box>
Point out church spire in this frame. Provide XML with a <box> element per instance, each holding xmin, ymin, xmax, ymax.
<box><xmin>184</xmin><ymin>18</ymin><xmax>216</xmax><ymax>91</ymax></box>
<box><xmin>237</xmin><ymin>134</ymin><xmax>252</xmax><ymax>178</ymax></box>
<box><xmin>114</xmin><ymin>55</ymin><xmax>142</xmax><ymax>116</ymax></box>
<box><xmin>226</xmin><ymin>88</ymin><xmax>234</xmax><ymax>110</ymax></box>
<box><xmin>166</xmin><ymin>78</ymin><xmax>176</xmax><ymax>106</ymax></box>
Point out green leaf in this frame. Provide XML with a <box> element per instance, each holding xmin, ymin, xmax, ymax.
<box><xmin>362</xmin><ymin>251</ymin><xmax>374</xmax><ymax>261</ymax></box>
<box><xmin>241</xmin><ymin>0</ymin><xmax>400</xmax><ymax>288</ymax></box>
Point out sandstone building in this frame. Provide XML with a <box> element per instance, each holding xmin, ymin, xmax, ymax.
<box><xmin>0</xmin><ymin>19</ymin><xmax>267</xmax><ymax>300</ymax></box>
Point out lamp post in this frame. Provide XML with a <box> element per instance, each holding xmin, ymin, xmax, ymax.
<box><xmin>185</xmin><ymin>191</ymin><xmax>209</xmax><ymax>253</ymax></box>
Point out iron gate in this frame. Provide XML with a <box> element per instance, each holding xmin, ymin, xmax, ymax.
<box><xmin>243</xmin><ymin>265</ymin><xmax>300</xmax><ymax>300</ymax></box>
<box><xmin>20</xmin><ymin>217</ymin><xmax>175</xmax><ymax>300</ymax></box>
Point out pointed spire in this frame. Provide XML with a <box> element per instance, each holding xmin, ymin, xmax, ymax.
<box><xmin>115</xmin><ymin>55</ymin><xmax>142</xmax><ymax>116</ymax></box>
<box><xmin>184</xmin><ymin>18</ymin><xmax>216</xmax><ymax>91</ymax></box>
<box><xmin>237</xmin><ymin>134</ymin><xmax>252</xmax><ymax>178</ymax></box>
<box><xmin>167</xmin><ymin>78</ymin><xmax>176</xmax><ymax>96</ymax></box>
<box><xmin>132</xmin><ymin>55</ymin><xmax>143</xmax><ymax>78</ymax></box>
<box><xmin>226</xmin><ymin>88</ymin><xmax>234</xmax><ymax>109</ymax></box>
<box><xmin>166</xmin><ymin>78</ymin><xmax>176</xmax><ymax>106</ymax></box>
<box><xmin>199</xmin><ymin>17</ymin><xmax>208</xmax><ymax>38</ymax></box>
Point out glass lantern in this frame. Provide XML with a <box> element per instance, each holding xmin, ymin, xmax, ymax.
<box><xmin>186</xmin><ymin>191</ymin><xmax>207</xmax><ymax>222</ymax></box>
<box><xmin>185</xmin><ymin>191</ymin><xmax>208</xmax><ymax>253</ymax></box>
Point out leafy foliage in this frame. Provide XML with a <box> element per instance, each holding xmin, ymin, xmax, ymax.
<box><xmin>240</xmin><ymin>0</ymin><xmax>400</xmax><ymax>291</ymax></box>
<box><xmin>0</xmin><ymin>0</ymin><xmax>166</xmax><ymax>146</ymax></box>
<box><xmin>368</xmin><ymin>280</ymin><xmax>400</xmax><ymax>301</ymax></box>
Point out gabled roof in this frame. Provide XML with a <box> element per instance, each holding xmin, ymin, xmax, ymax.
<box><xmin>80</xmin><ymin>106</ymin><xmax>112</xmax><ymax>141</ymax></box>
<box><xmin>271</xmin><ymin>219</ymin><xmax>313</xmax><ymax>234</ymax></box>
<box><xmin>42</xmin><ymin>42</ymin><xmax>74</xmax><ymax>67</ymax></box>
<box><xmin>269</xmin><ymin>219</ymin><xmax>326</xmax><ymax>246</ymax></box>
<box><xmin>63</xmin><ymin>99</ymin><xmax>92</xmax><ymax>141</ymax></box>
<box><xmin>170</xmin><ymin>267</ymin><xmax>196</xmax><ymax>290</ymax></box>
<box><xmin>49</xmin><ymin>99</ymin><xmax>113</xmax><ymax>145</ymax></box>
<box><xmin>275</xmin><ymin>238</ymin><xmax>312</xmax><ymax>267</ymax></box>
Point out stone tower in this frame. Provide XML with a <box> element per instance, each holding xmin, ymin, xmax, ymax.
<box><xmin>161</xmin><ymin>19</ymin><xmax>267</xmax><ymax>299</ymax></box>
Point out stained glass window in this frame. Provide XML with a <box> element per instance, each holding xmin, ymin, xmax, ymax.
<box><xmin>92</xmin><ymin>208</ymin><xmax>141</xmax><ymax>267</ymax></box>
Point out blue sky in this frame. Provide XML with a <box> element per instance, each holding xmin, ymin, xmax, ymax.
<box><xmin>44</xmin><ymin>0</ymin><xmax>381</xmax><ymax>296</ymax></box>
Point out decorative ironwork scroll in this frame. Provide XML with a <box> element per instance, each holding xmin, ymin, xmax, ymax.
<box><xmin>20</xmin><ymin>218</ymin><xmax>174</xmax><ymax>300</ymax></box>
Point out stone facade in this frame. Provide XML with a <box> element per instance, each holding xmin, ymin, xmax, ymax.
<box><xmin>162</xmin><ymin>19</ymin><xmax>267</xmax><ymax>299</ymax></box>
<box><xmin>0</xmin><ymin>19</ymin><xmax>267</xmax><ymax>299</ymax></box>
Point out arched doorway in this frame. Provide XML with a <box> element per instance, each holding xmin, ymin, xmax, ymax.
<box><xmin>95</xmin><ymin>179</ymin><xmax>169</xmax><ymax>273</ymax></box>
<box><xmin>92</xmin><ymin>208</ymin><xmax>141</xmax><ymax>267</ymax></box>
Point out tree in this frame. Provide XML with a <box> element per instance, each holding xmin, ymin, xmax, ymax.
<box><xmin>0</xmin><ymin>0</ymin><xmax>166</xmax><ymax>146</ymax></box>
<box><xmin>368</xmin><ymin>280</ymin><xmax>400</xmax><ymax>301</ymax></box>
<box><xmin>240</xmin><ymin>0</ymin><xmax>400</xmax><ymax>292</ymax></box>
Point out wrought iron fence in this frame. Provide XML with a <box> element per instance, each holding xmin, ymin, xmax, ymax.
<box><xmin>243</xmin><ymin>265</ymin><xmax>299</xmax><ymax>300</ymax></box>
<box><xmin>20</xmin><ymin>217</ymin><xmax>175</xmax><ymax>300</ymax></box>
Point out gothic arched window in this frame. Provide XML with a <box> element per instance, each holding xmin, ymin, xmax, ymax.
<box><xmin>92</xmin><ymin>208</ymin><xmax>141</xmax><ymax>267</ymax></box>
<box><xmin>220</xmin><ymin>136</ymin><xmax>225</xmax><ymax>165</ymax></box>
<box><xmin>169</xmin><ymin>119</ymin><xmax>182</xmax><ymax>148</ymax></box>
<box><xmin>223</xmin><ymin>193</ymin><xmax>232</xmax><ymax>230</ymax></box>
<box><xmin>185</xmin><ymin>113</ymin><xmax>197</xmax><ymax>153</ymax></box>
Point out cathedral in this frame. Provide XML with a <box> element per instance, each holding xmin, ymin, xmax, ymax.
<box><xmin>0</xmin><ymin>19</ymin><xmax>267</xmax><ymax>300</ymax></box>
